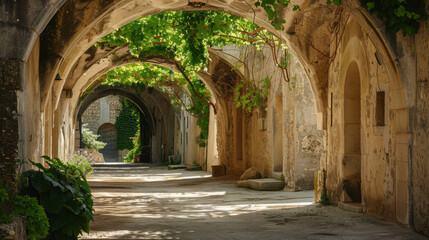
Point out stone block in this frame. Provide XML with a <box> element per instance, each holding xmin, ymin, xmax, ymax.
<box><xmin>237</xmin><ymin>178</ymin><xmax>285</xmax><ymax>191</ymax></box>
<box><xmin>338</xmin><ymin>202</ymin><xmax>363</xmax><ymax>213</ymax></box>
<box><xmin>0</xmin><ymin>216</ymin><xmax>27</xmax><ymax>240</ymax></box>
<box><xmin>240</xmin><ymin>167</ymin><xmax>262</xmax><ymax>180</ymax></box>
<box><xmin>168</xmin><ymin>164</ymin><xmax>186</xmax><ymax>170</ymax></box>
<box><xmin>186</xmin><ymin>164</ymin><xmax>202</xmax><ymax>171</ymax></box>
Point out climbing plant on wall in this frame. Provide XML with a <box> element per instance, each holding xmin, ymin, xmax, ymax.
<box><xmin>254</xmin><ymin>0</ymin><xmax>427</xmax><ymax>36</ymax></box>
<box><xmin>115</xmin><ymin>98</ymin><xmax>140</xmax><ymax>150</ymax></box>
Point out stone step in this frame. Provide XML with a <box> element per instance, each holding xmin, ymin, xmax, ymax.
<box><xmin>186</xmin><ymin>165</ymin><xmax>202</xmax><ymax>171</ymax></box>
<box><xmin>237</xmin><ymin>178</ymin><xmax>285</xmax><ymax>191</ymax></box>
<box><xmin>168</xmin><ymin>164</ymin><xmax>187</xmax><ymax>170</ymax></box>
<box><xmin>272</xmin><ymin>171</ymin><xmax>284</xmax><ymax>181</ymax></box>
<box><xmin>338</xmin><ymin>202</ymin><xmax>363</xmax><ymax>213</ymax></box>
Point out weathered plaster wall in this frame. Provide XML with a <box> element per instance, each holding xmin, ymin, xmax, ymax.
<box><xmin>284</xmin><ymin>54</ymin><xmax>324</xmax><ymax>190</ymax></box>
<box><xmin>214</xmin><ymin>45</ymin><xmax>322</xmax><ymax>187</ymax></box>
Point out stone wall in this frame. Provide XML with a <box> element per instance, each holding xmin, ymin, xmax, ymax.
<box><xmin>213</xmin><ymin>45</ymin><xmax>323</xmax><ymax>189</ymax></box>
<box><xmin>0</xmin><ymin>59</ymin><xmax>20</xmax><ymax>188</ymax></box>
<box><xmin>81</xmin><ymin>95</ymin><xmax>122</xmax><ymax>134</ymax></box>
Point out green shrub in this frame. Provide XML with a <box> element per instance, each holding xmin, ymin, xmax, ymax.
<box><xmin>82</xmin><ymin>124</ymin><xmax>106</xmax><ymax>151</ymax></box>
<box><xmin>21</xmin><ymin>156</ymin><xmax>94</xmax><ymax>240</ymax></box>
<box><xmin>124</xmin><ymin>129</ymin><xmax>141</xmax><ymax>162</ymax></box>
<box><xmin>67</xmin><ymin>155</ymin><xmax>94</xmax><ymax>178</ymax></box>
<box><xmin>0</xmin><ymin>185</ymin><xmax>13</xmax><ymax>223</ymax></box>
<box><xmin>13</xmin><ymin>195</ymin><xmax>49</xmax><ymax>240</ymax></box>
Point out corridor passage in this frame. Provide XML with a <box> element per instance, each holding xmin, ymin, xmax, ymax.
<box><xmin>80</xmin><ymin>164</ymin><xmax>427</xmax><ymax>240</ymax></box>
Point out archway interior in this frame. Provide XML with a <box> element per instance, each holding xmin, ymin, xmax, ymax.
<box><xmin>97</xmin><ymin>123</ymin><xmax>118</xmax><ymax>162</ymax></box>
<box><xmin>79</xmin><ymin>91</ymin><xmax>153</xmax><ymax>163</ymax></box>
<box><xmin>343</xmin><ymin>61</ymin><xmax>361</xmax><ymax>203</ymax></box>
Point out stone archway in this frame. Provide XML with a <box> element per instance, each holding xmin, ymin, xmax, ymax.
<box><xmin>97</xmin><ymin>123</ymin><xmax>118</xmax><ymax>162</ymax></box>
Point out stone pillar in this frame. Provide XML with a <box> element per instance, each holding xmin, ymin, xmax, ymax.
<box><xmin>0</xmin><ymin>60</ymin><xmax>21</xmax><ymax>188</ymax></box>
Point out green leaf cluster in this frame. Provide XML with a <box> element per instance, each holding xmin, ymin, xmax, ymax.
<box><xmin>12</xmin><ymin>195</ymin><xmax>50</xmax><ymax>240</ymax></box>
<box><xmin>255</xmin><ymin>0</ymin><xmax>301</xmax><ymax>30</ymax></box>
<box><xmin>234</xmin><ymin>77</ymin><xmax>270</xmax><ymax>113</ymax></box>
<box><xmin>21</xmin><ymin>156</ymin><xmax>94</xmax><ymax>240</ymax></box>
<box><xmin>124</xmin><ymin>129</ymin><xmax>142</xmax><ymax>162</ymax></box>
<box><xmin>360</xmin><ymin>0</ymin><xmax>427</xmax><ymax>36</ymax></box>
<box><xmin>95</xmin><ymin>11</ymin><xmax>281</xmax><ymax>137</ymax></box>
<box><xmin>81</xmin><ymin>124</ymin><xmax>106</xmax><ymax>151</ymax></box>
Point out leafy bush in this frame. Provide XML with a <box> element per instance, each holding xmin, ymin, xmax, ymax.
<box><xmin>67</xmin><ymin>154</ymin><xmax>94</xmax><ymax>178</ymax></box>
<box><xmin>124</xmin><ymin>129</ymin><xmax>141</xmax><ymax>162</ymax></box>
<box><xmin>82</xmin><ymin>124</ymin><xmax>106</xmax><ymax>150</ymax></box>
<box><xmin>73</xmin><ymin>149</ymin><xmax>96</xmax><ymax>165</ymax></box>
<box><xmin>13</xmin><ymin>195</ymin><xmax>49</xmax><ymax>240</ymax></box>
<box><xmin>21</xmin><ymin>156</ymin><xmax>94</xmax><ymax>240</ymax></box>
<box><xmin>0</xmin><ymin>185</ymin><xmax>13</xmax><ymax>223</ymax></box>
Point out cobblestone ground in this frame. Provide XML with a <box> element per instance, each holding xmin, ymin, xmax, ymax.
<box><xmin>80</xmin><ymin>164</ymin><xmax>428</xmax><ymax>240</ymax></box>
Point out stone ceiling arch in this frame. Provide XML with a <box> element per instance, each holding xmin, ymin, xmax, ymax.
<box><xmin>39</xmin><ymin>0</ymin><xmax>314</xmax><ymax>112</ymax></box>
<box><xmin>36</xmin><ymin>0</ymin><xmax>405</xmax><ymax>132</ymax></box>
<box><xmin>65</xmin><ymin>45</ymin><xmax>229</xmax><ymax>122</ymax></box>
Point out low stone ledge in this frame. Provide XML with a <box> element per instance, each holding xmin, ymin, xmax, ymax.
<box><xmin>237</xmin><ymin>178</ymin><xmax>285</xmax><ymax>191</ymax></box>
<box><xmin>168</xmin><ymin>164</ymin><xmax>187</xmax><ymax>170</ymax></box>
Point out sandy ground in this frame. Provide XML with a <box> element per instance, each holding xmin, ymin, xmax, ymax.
<box><xmin>80</xmin><ymin>164</ymin><xmax>428</xmax><ymax>240</ymax></box>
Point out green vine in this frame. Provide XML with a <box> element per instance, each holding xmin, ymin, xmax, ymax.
<box><xmin>115</xmin><ymin>98</ymin><xmax>140</xmax><ymax>150</ymax></box>
<box><xmin>255</xmin><ymin>0</ymin><xmax>427</xmax><ymax>36</ymax></box>
<box><xmin>360</xmin><ymin>0</ymin><xmax>427</xmax><ymax>36</ymax></box>
<box><xmin>234</xmin><ymin>77</ymin><xmax>270</xmax><ymax>113</ymax></box>
<box><xmin>92</xmin><ymin>11</ymin><xmax>286</xmax><ymax>138</ymax></box>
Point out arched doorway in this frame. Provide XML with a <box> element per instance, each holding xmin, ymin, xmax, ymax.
<box><xmin>98</xmin><ymin>123</ymin><xmax>118</xmax><ymax>162</ymax></box>
<box><xmin>342</xmin><ymin>61</ymin><xmax>361</xmax><ymax>203</ymax></box>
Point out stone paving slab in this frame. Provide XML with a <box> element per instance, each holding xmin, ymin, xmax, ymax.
<box><xmin>237</xmin><ymin>178</ymin><xmax>286</xmax><ymax>191</ymax></box>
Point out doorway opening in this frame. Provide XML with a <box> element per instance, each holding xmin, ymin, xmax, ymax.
<box><xmin>342</xmin><ymin>61</ymin><xmax>362</xmax><ymax>203</ymax></box>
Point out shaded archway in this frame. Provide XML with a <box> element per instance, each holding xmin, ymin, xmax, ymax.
<box><xmin>342</xmin><ymin>61</ymin><xmax>361</xmax><ymax>203</ymax></box>
<box><xmin>97</xmin><ymin>123</ymin><xmax>118</xmax><ymax>162</ymax></box>
<box><xmin>78</xmin><ymin>87</ymin><xmax>156</xmax><ymax>162</ymax></box>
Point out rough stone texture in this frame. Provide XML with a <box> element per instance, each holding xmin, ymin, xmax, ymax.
<box><xmin>0</xmin><ymin>217</ymin><xmax>27</xmax><ymax>240</ymax></box>
<box><xmin>412</xmin><ymin>3</ymin><xmax>429</xmax><ymax>235</ymax></box>
<box><xmin>0</xmin><ymin>59</ymin><xmax>20</xmax><ymax>188</ymax></box>
<box><xmin>240</xmin><ymin>168</ymin><xmax>262</xmax><ymax>180</ymax></box>
<box><xmin>81</xmin><ymin>95</ymin><xmax>122</xmax><ymax>134</ymax></box>
<box><xmin>237</xmin><ymin>178</ymin><xmax>286</xmax><ymax>191</ymax></box>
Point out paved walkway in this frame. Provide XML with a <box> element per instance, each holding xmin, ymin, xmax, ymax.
<box><xmin>80</xmin><ymin>164</ymin><xmax>427</xmax><ymax>240</ymax></box>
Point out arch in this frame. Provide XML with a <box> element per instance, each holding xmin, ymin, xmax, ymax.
<box><xmin>77</xmin><ymin>87</ymin><xmax>155</xmax><ymax>136</ymax></box>
<box><xmin>97</xmin><ymin>123</ymin><xmax>118</xmax><ymax>162</ymax></box>
<box><xmin>38</xmin><ymin>1</ymin><xmax>328</xmax><ymax>123</ymax></box>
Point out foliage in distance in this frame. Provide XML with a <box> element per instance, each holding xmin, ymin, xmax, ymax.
<box><xmin>115</xmin><ymin>98</ymin><xmax>140</xmax><ymax>150</ymax></box>
<box><xmin>81</xmin><ymin>124</ymin><xmax>106</xmax><ymax>151</ymax></box>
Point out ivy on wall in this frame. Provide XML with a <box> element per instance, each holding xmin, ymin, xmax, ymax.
<box><xmin>115</xmin><ymin>98</ymin><xmax>140</xmax><ymax>150</ymax></box>
<box><xmin>254</xmin><ymin>0</ymin><xmax>427</xmax><ymax>36</ymax></box>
